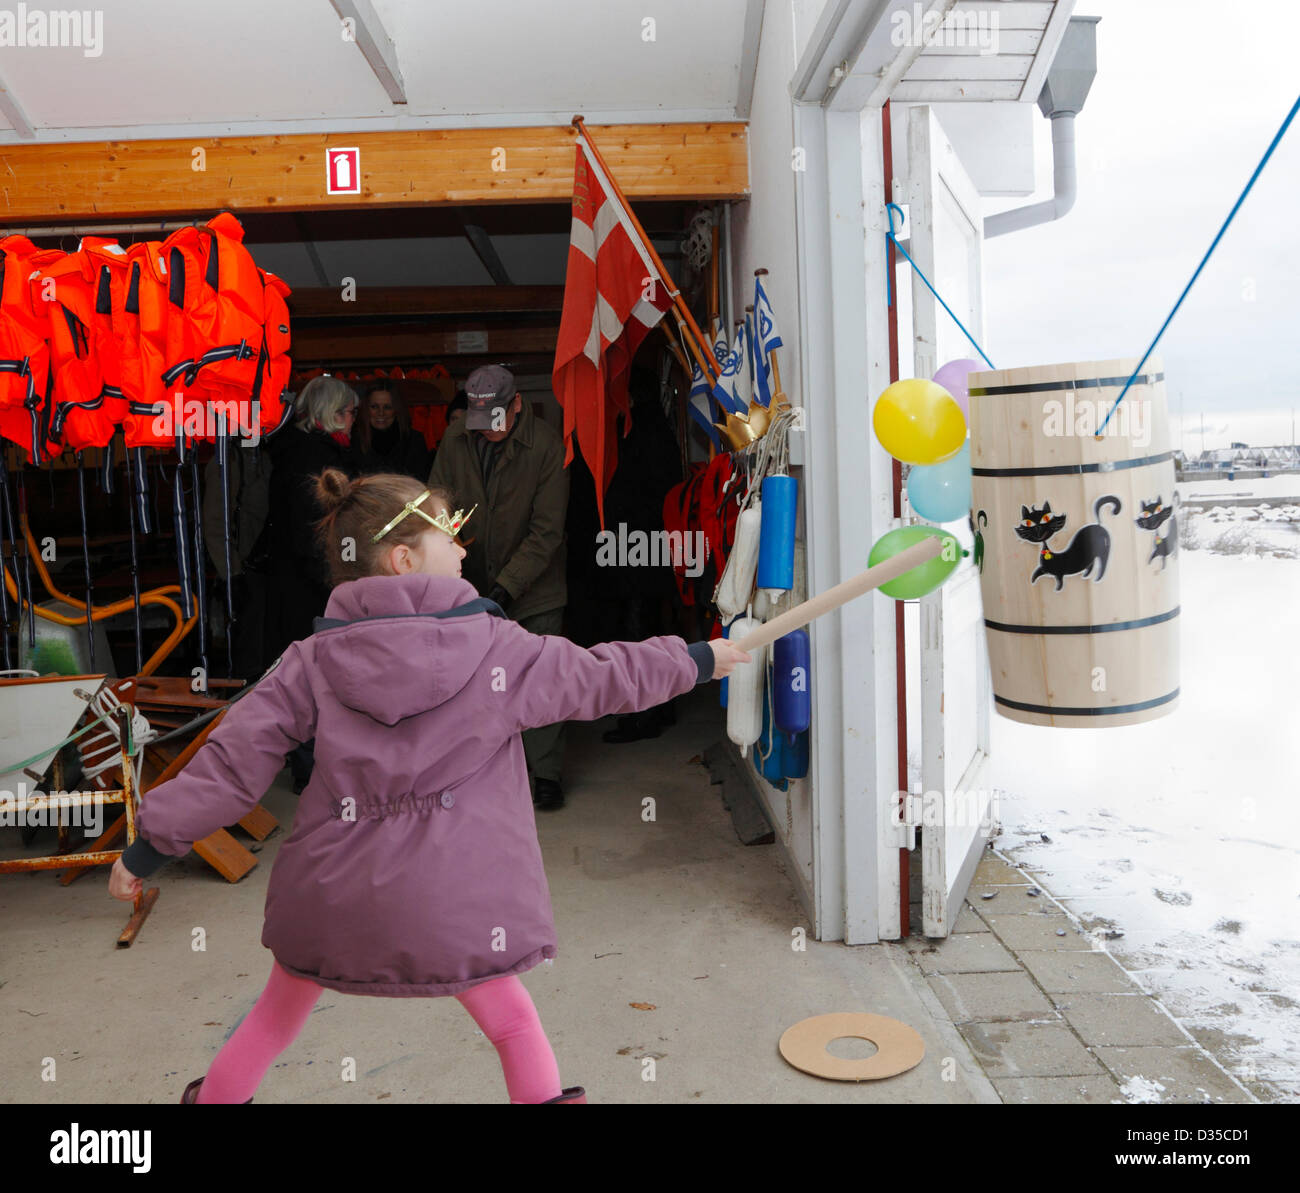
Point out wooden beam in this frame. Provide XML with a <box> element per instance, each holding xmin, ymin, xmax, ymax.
<box><xmin>328</xmin><ymin>0</ymin><xmax>408</xmax><ymax>105</ymax></box>
<box><xmin>0</xmin><ymin>123</ymin><xmax>749</xmax><ymax>223</ymax></box>
<box><xmin>0</xmin><ymin>69</ymin><xmax>36</xmax><ymax>140</ymax></box>
<box><xmin>462</xmin><ymin>221</ymin><xmax>513</xmax><ymax>285</ymax></box>
<box><xmin>291</xmin><ymin>323</ymin><xmax>558</xmax><ymax>363</ymax></box>
<box><xmin>288</xmin><ymin>285</ymin><xmax>565</xmax><ymax>318</ymax></box>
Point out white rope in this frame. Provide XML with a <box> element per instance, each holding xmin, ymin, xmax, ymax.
<box><xmin>76</xmin><ymin>683</ymin><xmax>157</xmax><ymax>782</ymax></box>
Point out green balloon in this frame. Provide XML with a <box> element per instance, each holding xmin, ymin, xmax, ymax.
<box><xmin>868</xmin><ymin>526</ymin><xmax>965</xmax><ymax>599</ymax></box>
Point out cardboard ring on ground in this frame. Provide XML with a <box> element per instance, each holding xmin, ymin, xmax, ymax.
<box><xmin>778</xmin><ymin>1013</ymin><xmax>925</xmax><ymax>1081</ymax></box>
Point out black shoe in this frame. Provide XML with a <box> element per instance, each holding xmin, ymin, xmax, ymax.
<box><xmin>601</xmin><ymin>711</ymin><xmax>663</xmax><ymax>744</ymax></box>
<box><xmin>181</xmin><ymin>1077</ymin><xmax>252</xmax><ymax>1104</ymax></box>
<box><xmin>532</xmin><ymin>778</ymin><xmax>565</xmax><ymax>811</ymax></box>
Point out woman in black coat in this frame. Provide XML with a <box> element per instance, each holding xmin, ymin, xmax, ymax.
<box><xmin>262</xmin><ymin>376</ymin><xmax>362</xmax><ymax>664</ymax></box>
<box><xmin>355</xmin><ymin>382</ymin><xmax>431</xmax><ymax>480</ymax></box>
<box><xmin>260</xmin><ymin>376</ymin><xmax>361</xmax><ymax>790</ymax></box>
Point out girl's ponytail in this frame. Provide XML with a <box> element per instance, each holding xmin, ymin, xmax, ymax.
<box><xmin>315</xmin><ymin>467</ymin><xmax>353</xmax><ymax>515</ymax></box>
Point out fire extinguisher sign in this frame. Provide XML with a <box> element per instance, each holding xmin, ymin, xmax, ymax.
<box><xmin>326</xmin><ymin>147</ymin><xmax>361</xmax><ymax>195</ymax></box>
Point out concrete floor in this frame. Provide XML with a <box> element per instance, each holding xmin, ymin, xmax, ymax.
<box><xmin>1</xmin><ymin>686</ymin><xmax>1000</xmax><ymax>1105</ymax></box>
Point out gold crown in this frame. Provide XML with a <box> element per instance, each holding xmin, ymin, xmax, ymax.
<box><xmin>372</xmin><ymin>490</ymin><xmax>476</xmax><ymax>543</ymax></box>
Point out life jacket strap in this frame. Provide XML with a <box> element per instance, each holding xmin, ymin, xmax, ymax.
<box><xmin>160</xmin><ymin>359</ymin><xmax>194</xmax><ymax>386</ymax></box>
<box><xmin>50</xmin><ymin>393</ymin><xmax>105</xmax><ymax>438</ymax></box>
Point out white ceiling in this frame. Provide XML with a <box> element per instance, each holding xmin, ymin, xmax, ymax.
<box><xmin>0</xmin><ymin>0</ymin><xmax>762</xmax><ymax>142</ymax></box>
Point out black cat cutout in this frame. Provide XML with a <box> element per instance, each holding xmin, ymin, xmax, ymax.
<box><xmin>970</xmin><ymin>510</ymin><xmax>987</xmax><ymax>573</ymax></box>
<box><xmin>1014</xmin><ymin>495</ymin><xmax>1121</xmax><ymax>590</ymax></box>
<box><xmin>1135</xmin><ymin>493</ymin><xmax>1179</xmax><ymax>570</ymax></box>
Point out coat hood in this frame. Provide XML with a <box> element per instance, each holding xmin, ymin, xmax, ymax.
<box><xmin>313</xmin><ymin>573</ymin><xmax>497</xmax><ymax>726</ymax></box>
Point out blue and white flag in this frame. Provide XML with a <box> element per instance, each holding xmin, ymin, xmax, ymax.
<box><xmin>753</xmin><ymin>275</ymin><xmax>784</xmax><ymax>407</ymax></box>
<box><xmin>729</xmin><ymin>319</ymin><xmax>753</xmax><ymax>413</ymax></box>
<box><xmin>711</xmin><ymin>332</ymin><xmax>744</xmax><ymax>415</ymax></box>
<box><xmin>689</xmin><ymin>359</ymin><xmax>722</xmax><ymax>449</ymax></box>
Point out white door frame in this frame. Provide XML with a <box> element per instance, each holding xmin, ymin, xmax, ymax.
<box><xmin>792</xmin><ymin>6</ymin><xmax>930</xmax><ymax>942</ymax></box>
<box><xmin>903</xmin><ymin>105</ymin><xmax>995</xmax><ymax>936</ymax></box>
<box><xmin>791</xmin><ymin>0</ymin><xmax>965</xmax><ymax>942</ymax></box>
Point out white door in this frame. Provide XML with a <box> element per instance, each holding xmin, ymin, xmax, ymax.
<box><xmin>903</xmin><ymin>105</ymin><xmax>995</xmax><ymax>937</ymax></box>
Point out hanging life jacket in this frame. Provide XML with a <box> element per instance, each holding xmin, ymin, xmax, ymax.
<box><xmin>117</xmin><ymin>239</ymin><xmax>190</xmax><ymax>449</ymax></box>
<box><xmin>0</xmin><ymin>236</ymin><xmax>63</xmax><ymax>462</ymax></box>
<box><xmin>254</xmin><ymin>269</ymin><xmax>294</xmax><ymax>438</ymax></box>
<box><xmin>187</xmin><ymin>213</ymin><xmax>267</xmax><ymax>435</ymax></box>
<box><xmin>156</xmin><ymin>222</ymin><xmax>212</xmax><ymax>439</ymax></box>
<box><xmin>37</xmin><ymin>237</ymin><xmax>131</xmax><ymax>453</ymax></box>
<box><xmin>160</xmin><ymin>214</ymin><xmax>283</xmax><ymax>439</ymax></box>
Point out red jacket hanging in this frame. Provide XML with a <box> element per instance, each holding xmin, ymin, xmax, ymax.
<box><xmin>0</xmin><ymin>236</ymin><xmax>63</xmax><ymax>462</ymax></box>
<box><xmin>116</xmin><ymin>239</ymin><xmax>178</xmax><ymax>449</ymax></box>
<box><xmin>36</xmin><ymin>237</ymin><xmax>130</xmax><ymax>453</ymax></box>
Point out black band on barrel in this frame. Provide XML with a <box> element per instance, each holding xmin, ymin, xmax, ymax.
<box><xmin>985</xmin><ymin>607</ymin><xmax>1180</xmax><ymax>635</ymax></box>
<box><xmin>969</xmin><ymin>373</ymin><xmax>1165</xmax><ymax>396</ymax></box>
<box><xmin>994</xmin><ymin>689</ymin><xmax>1180</xmax><ymax>717</ymax></box>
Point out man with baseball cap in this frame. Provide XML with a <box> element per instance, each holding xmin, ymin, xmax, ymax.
<box><xmin>430</xmin><ymin>364</ymin><xmax>573</xmax><ymax>810</ymax></box>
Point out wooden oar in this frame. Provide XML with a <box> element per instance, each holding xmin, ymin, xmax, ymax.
<box><xmin>732</xmin><ymin>536</ymin><xmax>943</xmax><ymax>654</ymax></box>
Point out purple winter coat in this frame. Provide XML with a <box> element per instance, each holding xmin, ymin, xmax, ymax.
<box><xmin>125</xmin><ymin>572</ymin><xmax>713</xmax><ymax>997</ymax></box>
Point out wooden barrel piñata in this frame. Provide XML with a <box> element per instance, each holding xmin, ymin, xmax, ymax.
<box><xmin>969</xmin><ymin>357</ymin><xmax>1179</xmax><ymax>727</ymax></box>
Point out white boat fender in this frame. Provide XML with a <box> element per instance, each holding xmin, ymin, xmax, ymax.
<box><xmin>714</xmin><ymin>501</ymin><xmax>762</xmax><ymax>620</ymax></box>
<box><xmin>725</xmin><ymin>613</ymin><xmax>767</xmax><ymax>758</ymax></box>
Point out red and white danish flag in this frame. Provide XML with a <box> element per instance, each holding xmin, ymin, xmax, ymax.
<box><xmin>552</xmin><ymin>135</ymin><xmax>673</xmax><ymax>530</ymax></box>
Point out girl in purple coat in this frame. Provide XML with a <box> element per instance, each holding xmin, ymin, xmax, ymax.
<box><xmin>108</xmin><ymin>468</ymin><xmax>750</xmax><ymax>1104</ymax></box>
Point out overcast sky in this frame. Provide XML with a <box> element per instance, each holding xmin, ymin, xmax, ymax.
<box><xmin>981</xmin><ymin>0</ymin><xmax>1300</xmax><ymax>448</ymax></box>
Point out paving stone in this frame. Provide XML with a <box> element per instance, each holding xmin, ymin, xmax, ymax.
<box><xmin>972</xmin><ymin>853</ymin><xmax>1027</xmax><ymax>886</ymax></box>
<box><xmin>1017</xmin><ymin>949</ymin><xmax>1134</xmax><ymax>994</ymax></box>
<box><xmin>983</xmin><ymin>913</ymin><xmax>1094</xmax><ymax>951</ymax></box>
<box><xmin>912</xmin><ymin>933</ymin><xmax>1021</xmax><ymax>975</ymax></box>
<box><xmin>967</xmin><ymin>884</ymin><xmax>1065</xmax><ymax>914</ymax></box>
<box><xmin>1053</xmin><ymin>993</ymin><xmax>1190</xmax><ymax>1047</ymax></box>
<box><xmin>1095</xmin><ymin>1046</ymin><xmax>1255</xmax><ymax>1104</ymax></box>
<box><xmin>953</xmin><ymin>904</ymin><xmax>990</xmax><ymax>933</ymax></box>
<box><xmin>991</xmin><ymin>1075</ymin><xmax>1124</xmax><ymax>1105</ymax></box>
<box><xmin>959</xmin><ymin>1021</ymin><xmax>1104</xmax><ymax>1078</ymax></box>
<box><xmin>927</xmin><ymin>971</ymin><xmax>1056</xmax><ymax>1024</ymax></box>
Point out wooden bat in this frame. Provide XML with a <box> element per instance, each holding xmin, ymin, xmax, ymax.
<box><xmin>731</xmin><ymin>536</ymin><xmax>944</xmax><ymax>654</ymax></box>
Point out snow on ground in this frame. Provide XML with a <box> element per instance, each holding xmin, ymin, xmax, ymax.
<box><xmin>990</xmin><ymin>524</ymin><xmax>1300</xmax><ymax>1101</ymax></box>
<box><xmin>1173</xmin><ymin>482</ymin><xmax>1300</xmax><ymax>560</ymax></box>
<box><xmin>1176</xmin><ymin>474</ymin><xmax>1300</xmax><ymax>502</ymax></box>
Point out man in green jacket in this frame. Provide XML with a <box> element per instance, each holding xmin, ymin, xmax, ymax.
<box><xmin>430</xmin><ymin>364</ymin><xmax>572</xmax><ymax>810</ymax></box>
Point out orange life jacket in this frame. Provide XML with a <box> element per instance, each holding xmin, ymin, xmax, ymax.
<box><xmin>189</xmin><ymin>213</ymin><xmax>265</xmax><ymax>411</ymax></box>
<box><xmin>254</xmin><ymin>269</ymin><xmax>293</xmax><ymax>436</ymax></box>
<box><xmin>116</xmin><ymin>240</ymin><xmax>181</xmax><ymax>449</ymax></box>
<box><xmin>157</xmin><ymin>223</ymin><xmax>209</xmax><ymax>418</ymax></box>
<box><xmin>158</xmin><ymin>214</ymin><xmax>288</xmax><ymax>439</ymax></box>
<box><xmin>36</xmin><ymin>237</ymin><xmax>130</xmax><ymax>453</ymax></box>
<box><xmin>0</xmin><ymin>236</ymin><xmax>61</xmax><ymax>461</ymax></box>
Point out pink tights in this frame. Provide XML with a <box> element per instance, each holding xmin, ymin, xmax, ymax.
<box><xmin>195</xmin><ymin>961</ymin><xmax>563</xmax><ymax>1104</ymax></box>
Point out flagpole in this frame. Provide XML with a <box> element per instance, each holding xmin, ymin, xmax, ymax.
<box><xmin>709</xmin><ymin>209</ymin><xmax>721</xmax><ymax>341</ymax></box>
<box><xmin>754</xmin><ymin>268</ymin><xmax>787</xmax><ymax>403</ymax></box>
<box><xmin>572</xmin><ymin>116</ymin><xmax>724</xmax><ymax>384</ymax></box>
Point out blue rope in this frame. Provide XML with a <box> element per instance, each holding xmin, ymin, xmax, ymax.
<box><xmin>886</xmin><ymin>203</ymin><xmax>996</xmax><ymax>370</ymax></box>
<box><xmin>1097</xmin><ymin>92</ymin><xmax>1300</xmax><ymax>437</ymax></box>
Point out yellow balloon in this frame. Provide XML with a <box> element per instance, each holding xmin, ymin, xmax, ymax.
<box><xmin>873</xmin><ymin>378</ymin><xmax>967</xmax><ymax>465</ymax></box>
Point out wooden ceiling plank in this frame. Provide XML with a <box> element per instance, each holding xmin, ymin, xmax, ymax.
<box><xmin>0</xmin><ymin>123</ymin><xmax>747</xmax><ymax>224</ymax></box>
<box><xmin>287</xmin><ymin>285</ymin><xmax>566</xmax><ymax>318</ymax></box>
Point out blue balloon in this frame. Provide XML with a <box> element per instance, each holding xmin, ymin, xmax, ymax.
<box><xmin>906</xmin><ymin>441</ymin><xmax>971</xmax><ymax>524</ymax></box>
